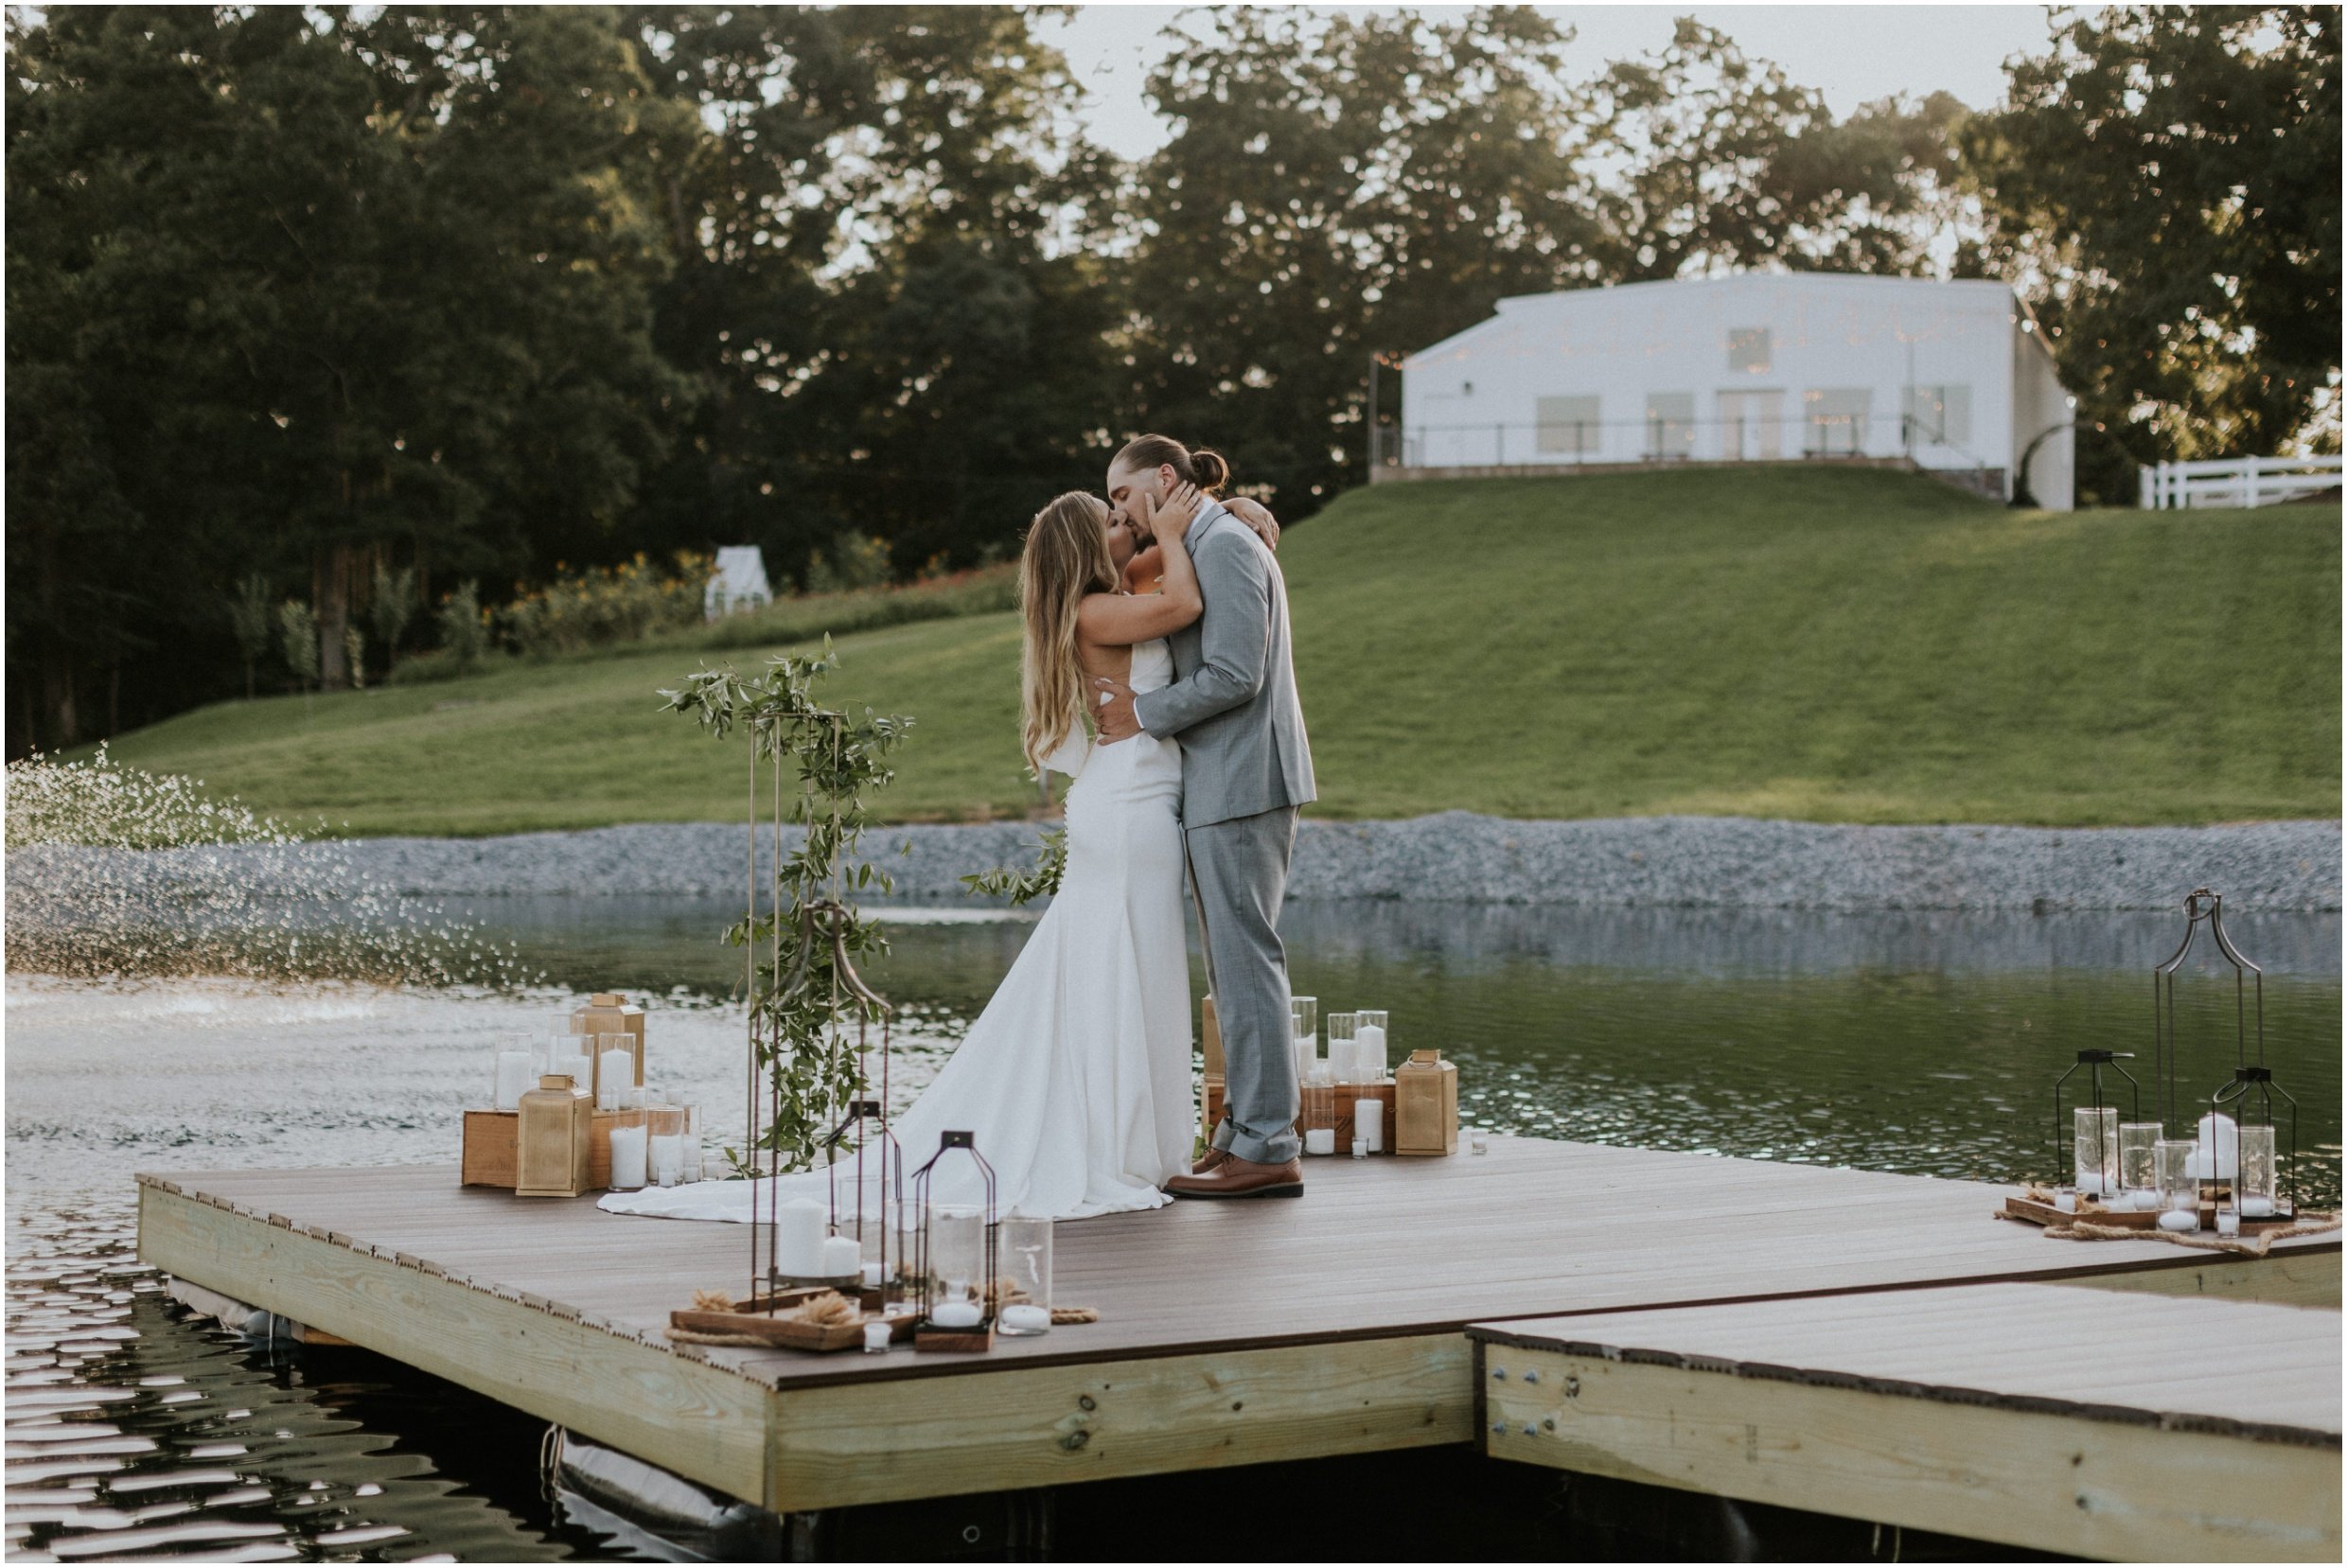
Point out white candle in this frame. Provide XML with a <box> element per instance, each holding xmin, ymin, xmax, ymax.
<box><xmin>863</xmin><ymin>1320</ymin><xmax>892</xmax><ymax>1353</ymax></box>
<box><xmin>821</xmin><ymin>1235</ymin><xmax>860</xmax><ymax>1277</ymax></box>
<box><xmin>494</xmin><ymin>1050</ymin><xmax>534</xmax><ymax>1112</ymax></box>
<box><xmin>2129</xmin><ymin>1189</ymin><xmax>2160</xmax><ymax>1210</ymax></box>
<box><xmin>1304</xmin><ymin>1127</ymin><xmax>1335</xmax><ymax>1156</ymax></box>
<box><xmin>1353</xmin><ymin>1024</ymin><xmax>1386</xmax><ymax>1080</ymax></box>
<box><xmin>1327</xmin><ymin>1037</ymin><xmax>1355</xmax><ymax>1085</ymax></box>
<box><xmin>2241</xmin><ymin>1196</ymin><xmax>2275</xmax><ymax>1218</ymax></box>
<box><xmin>775</xmin><ymin>1199</ymin><xmax>826</xmax><ymax>1277</ymax></box>
<box><xmin>1357</xmin><ymin>1099</ymin><xmax>1384</xmax><ymax>1153</ymax></box>
<box><xmin>928</xmin><ymin>1299</ymin><xmax>981</xmax><ymax>1329</ymax></box>
<box><xmin>1292</xmin><ymin>1032</ymin><xmax>1315</xmax><ymax>1081</ymax></box>
<box><xmin>2075</xmin><ymin>1172</ymin><xmax>2109</xmax><ymax>1196</ymax></box>
<box><xmin>2157</xmin><ymin>1208</ymin><xmax>2199</xmax><ymax>1233</ymax></box>
<box><xmin>1350</xmin><ymin>1137</ymin><xmax>1368</xmax><ymax>1160</ymax></box>
<box><xmin>608</xmin><ymin>1124</ymin><xmax>648</xmax><ymax>1189</ymax></box>
<box><xmin>861</xmin><ymin>1260</ymin><xmax>885</xmax><ymax>1289</ymax></box>
<box><xmin>1470</xmin><ymin>1134</ymin><xmax>1489</xmax><ymax>1155</ymax></box>
<box><xmin>596</xmin><ymin>1048</ymin><xmax>633</xmax><ymax>1111</ymax></box>
<box><xmin>999</xmin><ymin>1304</ymin><xmax>1050</xmax><ymax>1333</ymax></box>
<box><xmin>648</xmin><ymin>1133</ymin><xmax>686</xmax><ymax>1187</ymax></box>
<box><xmin>2051</xmin><ymin>1189</ymin><xmax>2076</xmax><ymax>1213</ymax></box>
<box><xmin>2215</xmin><ymin>1209</ymin><xmax>2241</xmax><ymax>1237</ymax></box>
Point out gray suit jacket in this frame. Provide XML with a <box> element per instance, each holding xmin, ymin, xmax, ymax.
<box><xmin>1133</xmin><ymin>502</ymin><xmax>1316</xmax><ymax>828</ymax></box>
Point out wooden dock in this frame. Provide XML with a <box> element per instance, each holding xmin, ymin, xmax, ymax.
<box><xmin>1474</xmin><ymin>1285</ymin><xmax>2340</xmax><ymax>1561</ymax></box>
<box><xmin>135</xmin><ymin>1137</ymin><xmax>2338</xmax><ymax>1546</ymax></box>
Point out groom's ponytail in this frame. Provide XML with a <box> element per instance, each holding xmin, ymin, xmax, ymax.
<box><xmin>1114</xmin><ymin>433</ymin><xmax>1231</xmax><ymax>496</ymax></box>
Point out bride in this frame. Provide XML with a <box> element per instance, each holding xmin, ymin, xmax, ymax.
<box><xmin>606</xmin><ymin>475</ymin><xmax>1266</xmax><ymax>1222</ymax></box>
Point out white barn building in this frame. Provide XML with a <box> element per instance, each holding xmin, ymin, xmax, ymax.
<box><xmin>1394</xmin><ymin>273</ymin><xmax>2076</xmax><ymax>510</ymax></box>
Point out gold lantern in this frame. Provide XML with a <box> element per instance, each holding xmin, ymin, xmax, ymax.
<box><xmin>515</xmin><ymin>1073</ymin><xmax>593</xmax><ymax>1197</ymax></box>
<box><xmin>570</xmin><ymin>993</ymin><xmax>645</xmax><ymax>1090</ymax></box>
<box><xmin>1394</xmin><ymin>1048</ymin><xmax>1458</xmax><ymax>1157</ymax></box>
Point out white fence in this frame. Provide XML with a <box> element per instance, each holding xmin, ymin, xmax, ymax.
<box><xmin>2139</xmin><ymin>454</ymin><xmax>2342</xmax><ymax>510</ymax></box>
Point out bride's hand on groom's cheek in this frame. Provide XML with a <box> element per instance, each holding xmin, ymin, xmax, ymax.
<box><xmin>1091</xmin><ymin>678</ymin><xmax>1140</xmax><ymax>742</ymax></box>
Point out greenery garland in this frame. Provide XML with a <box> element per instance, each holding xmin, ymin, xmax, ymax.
<box><xmin>662</xmin><ymin>641</ymin><xmax>910</xmax><ymax>1173</ymax></box>
<box><xmin>960</xmin><ymin>828</ymin><xmax>1067</xmax><ymax>907</ymax></box>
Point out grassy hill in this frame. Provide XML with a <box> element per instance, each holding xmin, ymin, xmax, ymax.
<box><xmin>97</xmin><ymin>467</ymin><xmax>2339</xmax><ymax>835</ymax></box>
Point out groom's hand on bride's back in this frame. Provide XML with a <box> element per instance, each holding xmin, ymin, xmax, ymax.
<box><xmin>1091</xmin><ymin>677</ymin><xmax>1141</xmax><ymax>743</ymax></box>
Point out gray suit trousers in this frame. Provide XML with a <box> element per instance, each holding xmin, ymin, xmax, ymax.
<box><xmin>1189</xmin><ymin>804</ymin><xmax>1301</xmax><ymax>1165</ymax></box>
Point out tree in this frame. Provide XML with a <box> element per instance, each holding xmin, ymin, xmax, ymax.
<box><xmin>276</xmin><ymin>601</ymin><xmax>320</xmax><ymax>693</ymax></box>
<box><xmin>368</xmin><ymin>564</ymin><xmax>416</xmax><ymax>672</ymax></box>
<box><xmin>1125</xmin><ymin>7</ymin><xmax>1606</xmax><ymax>509</ymax></box>
<box><xmin>1966</xmin><ymin>6</ymin><xmax>2341</xmax><ymax>501</ymax></box>
<box><xmin>228</xmin><ymin>575</ymin><xmax>274</xmax><ymax>701</ymax></box>
<box><xmin>1583</xmin><ymin>20</ymin><xmax>1969</xmax><ymax>281</ymax></box>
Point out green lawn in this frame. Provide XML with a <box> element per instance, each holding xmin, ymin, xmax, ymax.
<box><xmin>99</xmin><ymin>467</ymin><xmax>2340</xmax><ymax>835</ymax></box>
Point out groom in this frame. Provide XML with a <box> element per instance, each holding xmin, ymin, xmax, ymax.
<box><xmin>1094</xmin><ymin>434</ymin><xmax>1316</xmax><ymax>1200</ymax></box>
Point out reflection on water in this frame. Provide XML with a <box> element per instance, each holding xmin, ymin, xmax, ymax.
<box><xmin>7</xmin><ymin>899</ymin><xmax>2339</xmax><ymax>1560</ymax></box>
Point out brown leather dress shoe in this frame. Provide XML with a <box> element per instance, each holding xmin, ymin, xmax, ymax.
<box><xmin>1191</xmin><ymin>1148</ymin><xmax>1232</xmax><ymax>1175</ymax></box>
<box><xmin>1165</xmin><ymin>1154</ymin><xmax>1304</xmax><ymax>1200</ymax></box>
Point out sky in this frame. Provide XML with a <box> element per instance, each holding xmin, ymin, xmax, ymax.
<box><xmin>1033</xmin><ymin>4</ymin><xmax>2068</xmax><ymax>159</ymax></box>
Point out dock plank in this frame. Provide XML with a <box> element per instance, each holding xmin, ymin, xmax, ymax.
<box><xmin>139</xmin><ymin>1139</ymin><xmax>2338</xmax><ymax>1515</ymax></box>
<box><xmin>1473</xmin><ymin>1284</ymin><xmax>2340</xmax><ymax>1561</ymax></box>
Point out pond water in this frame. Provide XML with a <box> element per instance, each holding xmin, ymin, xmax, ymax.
<box><xmin>8</xmin><ymin>898</ymin><xmax>2339</xmax><ymax>1560</ymax></box>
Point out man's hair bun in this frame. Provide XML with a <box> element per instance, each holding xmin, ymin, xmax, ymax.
<box><xmin>1190</xmin><ymin>449</ymin><xmax>1232</xmax><ymax>493</ymax></box>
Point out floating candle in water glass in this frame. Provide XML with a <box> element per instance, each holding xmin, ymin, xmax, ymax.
<box><xmin>2238</xmin><ymin>1124</ymin><xmax>2278</xmax><ymax>1218</ymax></box>
<box><xmin>999</xmin><ymin>1216</ymin><xmax>1052</xmax><ymax>1335</ymax></box>
<box><xmin>2073</xmin><ymin>1106</ymin><xmax>2119</xmax><ymax>1195</ymax></box>
<box><xmin>2215</xmin><ymin>1206</ymin><xmax>2241</xmax><ymax>1237</ymax></box>
<box><xmin>863</xmin><ymin>1319</ymin><xmax>892</xmax><ymax>1353</ymax></box>
<box><xmin>1350</xmin><ymin>1136</ymin><xmax>1368</xmax><ymax>1160</ymax></box>
<box><xmin>2155</xmin><ymin>1137</ymin><xmax>2199</xmax><ymax>1232</ymax></box>
<box><xmin>2118</xmin><ymin>1121</ymin><xmax>2161</xmax><ymax>1210</ymax></box>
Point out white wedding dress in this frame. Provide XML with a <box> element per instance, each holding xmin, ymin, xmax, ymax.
<box><xmin>602</xmin><ymin>639</ymin><xmax>1194</xmax><ymax>1223</ymax></box>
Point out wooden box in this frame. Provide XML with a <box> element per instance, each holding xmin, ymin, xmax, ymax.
<box><xmin>463</xmin><ymin>1108</ymin><xmax>624</xmax><ymax>1189</ymax></box>
<box><xmin>1200</xmin><ymin>1079</ymin><xmax>1398</xmax><ymax>1154</ymax></box>
<box><xmin>570</xmin><ymin>992</ymin><xmax>645</xmax><ymax>1088</ymax></box>
<box><xmin>1201</xmin><ymin>995</ymin><xmax>1224</xmax><ymax>1079</ymax></box>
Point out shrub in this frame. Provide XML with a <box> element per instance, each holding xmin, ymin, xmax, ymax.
<box><xmin>436</xmin><ymin>581</ymin><xmax>490</xmax><ymax>669</ymax></box>
<box><xmin>803</xmin><ymin>531</ymin><xmax>893</xmax><ymax>594</ymax></box>
<box><xmin>500</xmin><ymin>551</ymin><xmax>712</xmax><ymax>658</ymax></box>
<box><xmin>276</xmin><ymin>601</ymin><xmax>320</xmax><ymax>690</ymax></box>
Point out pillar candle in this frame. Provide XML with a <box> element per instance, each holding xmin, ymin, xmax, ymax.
<box><xmin>821</xmin><ymin>1234</ymin><xmax>860</xmax><ymax>1277</ymax></box>
<box><xmin>929</xmin><ymin>1299</ymin><xmax>981</xmax><ymax>1329</ymax></box>
<box><xmin>1292</xmin><ymin>1031</ymin><xmax>1315</xmax><ymax>1081</ymax></box>
<box><xmin>596</xmin><ymin>1048</ymin><xmax>634</xmax><ymax>1111</ymax></box>
<box><xmin>2241</xmin><ymin>1196</ymin><xmax>2276</xmax><ymax>1218</ymax></box>
<box><xmin>775</xmin><ymin>1199</ymin><xmax>826</xmax><ymax>1277</ymax></box>
<box><xmin>1358</xmin><ymin>1099</ymin><xmax>1385</xmax><ymax>1154</ymax></box>
<box><xmin>494</xmin><ymin>1050</ymin><xmax>534</xmax><ymax>1112</ymax></box>
<box><xmin>861</xmin><ymin>1260</ymin><xmax>885</xmax><ymax>1289</ymax></box>
<box><xmin>1327</xmin><ymin>1037</ymin><xmax>1356</xmax><ymax>1085</ymax></box>
<box><xmin>2157</xmin><ymin>1208</ymin><xmax>2198</xmax><ymax>1233</ymax></box>
<box><xmin>1303</xmin><ymin>1127</ymin><xmax>1336</xmax><ymax>1156</ymax></box>
<box><xmin>608</xmin><ymin>1124</ymin><xmax>648</xmax><ymax>1189</ymax></box>
<box><xmin>1353</xmin><ymin>1024</ymin><xmax>1386</xmax><ymax>1081</ymax></box>
<box><xmin>2215</xmin><ymin>1209</ymin><xmax>2241</xmax><ymax>1237</ymax></box>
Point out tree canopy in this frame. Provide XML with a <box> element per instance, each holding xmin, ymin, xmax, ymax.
<box><xmin>8</xmin><ymin>4</ymin><xmax>2337</xmax><ymax>754</ymax></box>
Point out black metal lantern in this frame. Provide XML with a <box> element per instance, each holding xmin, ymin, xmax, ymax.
<box><xmin>2051</xmin><ymin>1048</ymin><xmax>2138</xmax><ymax>1196</ymax></box>
<box><xmin>824</xmin><ymin>1096</ymin><xmax>904</xmax><ymax>1299</ymax></box>
<box><xmin>2157</xmin><ymin>889</ymin><xmax>2298</xmax><ymax>1219</ymax></box>
<box><xmin>910</xmin><ymin>1130</ymin><xmax>997</xmax><ymax>1350</ymax></box>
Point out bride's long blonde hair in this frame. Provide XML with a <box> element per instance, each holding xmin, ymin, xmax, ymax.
<box><xmin>1019</xmin><ymin>491</ymin><xmax>1120</xmax><ymax>772</ymax></box>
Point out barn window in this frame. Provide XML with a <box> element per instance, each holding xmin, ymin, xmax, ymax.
<box><xmin>1803</xmin><ymin>388</ymin><xmax>1872</xmax><ymax>455</ymax></box>
<box><xmin>1727</xmin><ymin>327</ymin><xmax>1772</xmax><ymax>374</ymax></box>
<box><xmin>1645</xmin><ymin>393</ymin><xmax>1696</xmax><ymax>460</ymax></box>
<box><xmin>1536</xmin><ymin>396</ymin><xmax>1601</xmax><ymax>455</ymax></box>
<box><xmin>1902</xmin><ymin>384</ymin><xmax>1973</xmax><ymax>447</ymax></box>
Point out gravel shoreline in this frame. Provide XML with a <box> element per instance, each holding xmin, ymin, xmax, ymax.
<box><xmin>44</xmin><ymin>812</ymin><xmax>2336</xmax><ymax>912</ymax></box>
